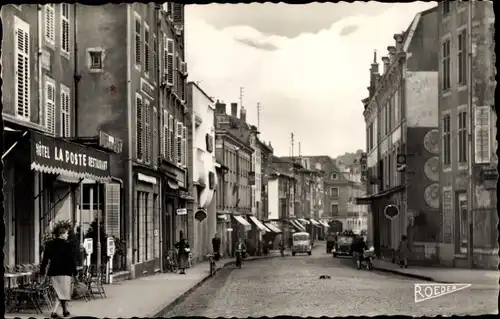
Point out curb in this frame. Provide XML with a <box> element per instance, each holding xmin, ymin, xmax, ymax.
<box><xmin>373</xmin><ymin>266</ymin><xmax>437</xmax><ymax>282</ymax></box>
<box><xmin>150</xmin><ymin>254</ymin><xmax>285</xmax><ymax>317</ymax></box>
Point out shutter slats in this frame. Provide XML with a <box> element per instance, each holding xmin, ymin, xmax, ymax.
<box><xmin>182</xmin><ymin>125</ymin><xmax>187</xmax><ymax>166</ymax></box>
<box><xmin>61</xmin><ymin>5</ymin><xmax>70</xmax><ymax>53</ymax></box>
<box><xmin>135</xmin><ymin>17</ymin><xmax>141</xmax><ymax>67</ymax></box>
<box><xmin>136</xmin><ymin>95</ymin><xmax>143</xmax><ymax>159</ymax></box>
<box><xmin>60</xmin><ymin>88</ymin><xmax>71</xmax><ymax>137</ymax></box>
<box><xmin>153</xmin><ymin>107</ymin><xmax>158</xmax><ymax>166</ymax></box>
<box><xmin>45</xmin><ymin>80</ymin><xmax>55</xmax><ymax>135</ymax></box>
<box><xmin>105</xmin><ymin>183</ymin><xmax>121</xmax><ymax>238</ymax></box>
<box><xmin>15</xmin><ymin>18</ymin><xmax>30</xmax><ymax>120</ymax></box>
<box><xmin>145</xmin><ymin>100</ymin><xmax>151</xmax><ymax>163</ymax></box>
<box><xmin>44</xmin><ymin>5</ymin><xmax>55</xmax><ymax>43</ymax></box>
<box><xmin>169</xmin><ymin>116</ymin><xmax>175</xmax><ymax>162</ymax></box>
<box><xmin>474</xmin><ymin>106</ymin><xmax>491</xmax><ymax>164</ymax></box>
<box><xmin>145</xmin><ymin>26</ymin><xmax>150</xmax><ymax>74</ymax></box>
<box><xmin>166</xmin><ymin>39</ymin><xmax>174</xmax><ymax>86</ymax></box>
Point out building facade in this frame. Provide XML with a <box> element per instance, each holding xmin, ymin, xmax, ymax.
<box><xmin>186</xmin><ymin>81</ymin><xmax>217</xmax><ymax>263</ymax></box>
<box><xmin>3</xmin><ymin>4</ymin><xmax>112</xmax><ymax>267</ymax></box>
<box><xmin>437</xmin><ymin>1</ymin><xmax>497</xmax><ymax>269</ymax></box>
<box><xmin>360</xmin><ymin>7</ymin><xmax>440</xmax><ymax>263</ymax></box>
<box><xmin>75</xmin><ymin>3</ymin><xmax>189</xmax><ymax>277</ymax></box>
<box><xmin>257</xmin><ymin>138</ymin><xmax>274</xmax><ymax>222</ymax></box>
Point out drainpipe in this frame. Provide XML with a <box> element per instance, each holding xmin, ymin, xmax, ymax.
<box><xmin>37</xmin><ymin>5</ymin><xmax>43</xmax><ymax>127</ymax></box>
<box><xmin>73</xmin><ymin>4</ymin><xmax>80</xmax><ymax>136</ymax></box>
<box><xmin>155</xmin><ymin>4</ymin><xmax>163</xmax><ymax>273</ymax></box>
<box><xmin>126</xmin><ymin>4</ymin><xmax>134</xmax><ymax>270</ymax></box>
<box><xmin>466</xmin><ymin>0</ymin><xmax>474</xmax><ymax>269</ymax></box>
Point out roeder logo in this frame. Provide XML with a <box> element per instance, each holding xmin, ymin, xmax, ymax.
<box><xmin>414</xmin><ymin>283</ymin><xmax>471</xmax><ymax>303</ymax></box>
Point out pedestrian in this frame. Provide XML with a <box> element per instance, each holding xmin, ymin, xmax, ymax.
<box><xmin>175</xmin><ymin>237</ymin><xmax>190</xmax><ymax>275</ymax></box>
<box><xmin>40</xmin><ymin>226</ymin><xmax>77</xmax><ymax>318</ymax></box>
<box><xmin>398</xmin><ymin>235</ymin><xmax>409</xmax><ymax>268</ymax></box>
<box><xmin>212</xmin><ymin>233</ymin><xmax>221</xmax><ymax>261</ymax></box>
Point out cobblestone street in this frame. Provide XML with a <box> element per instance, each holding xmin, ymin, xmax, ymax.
<box><xmin>163</xmin><ymin>248</ymin><xmax>497</xmax><ymax>317</ymax></box>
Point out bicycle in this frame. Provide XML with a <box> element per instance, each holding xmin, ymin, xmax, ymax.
<box><xmin>164</xmin><ymin>249</ymin><xmax>179</xmax><ymax>273</ymax></box>
<box><xmin>207</xmin><ymin>253</ymin><xmax>217</xmax><ymax>276</ymax></box>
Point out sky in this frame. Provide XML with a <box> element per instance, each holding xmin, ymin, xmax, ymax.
<box><xmin>184</xmin><ymin>2</ymin><xmax>437</xmax><ymax>158</ymax></box>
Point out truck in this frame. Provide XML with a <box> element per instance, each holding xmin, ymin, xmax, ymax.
<box><xmin>326</xmin><ymin>220</ymin><xmax>343</xmax><ymax>253</ymax></box>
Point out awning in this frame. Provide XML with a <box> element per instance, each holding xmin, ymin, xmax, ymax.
<box><xmin>264</xmin><ymin>223</ymin><xmax>282</xmax><ymax>233</ymax></box>
<box><xmin>298</xmin><ymin>218</ymin><xmax>310</xmax><ymax>225</ymax></box>
<box><xmin>233</xmin><ymin>215</ymin><xmax>252</xmax><ymax>231</ymax></box>
<box><xmin>288</xmin><ymin>220</ymin><xmax>306</xmax><ymax>232</ymax></box>
<box><xmin>167</xmin><ymin>180</ymin><xmax>179</xmax><ymax>190</ymax></box>
<box><xmin>30</xmin><ymin>131</ymin><xmax>111</xmax><ymax>183</ymax></box>
<box><xmin>248</xmin><ymin>216</ymin><xmax>270</xmax><ymax>232</ymax></box>
<box><xmin>309</xmin><ymin>219</ymin><xmax>322</xmax><ymax>228</ymax></box>
<box><xmin>319</xmin><ymin>221</ymin><xmax>330</xmax><ymax>228</ymax></box>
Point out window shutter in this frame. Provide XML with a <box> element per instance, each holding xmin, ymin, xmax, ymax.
<box><xmin>136</xmin><ymin>94</ymin><xmax>143</xmax><ymax>160</ymax></box>
<box><xmin>182</xmin><ymin>125</ymin><xmax>187</xmax><ymax>166</ymax></box>
<box><xmin>44</xmin><ymin>4</ymin><xmax>55</xmax><ymax>44</ymax></box>
<box><xmin>145</xmin><ymin>100</ymin><xmax>151</xmax><ymax>164</ymax></box>
<box><xmin>104</xmin><ymin>183</ymin><xmax>121</xmax><ymax>238</ymax></box>
<box><xmin>176</xmin><ymin>121</ymin><xmax>183</xmax><ymax>166</ymax></box>
<box><xmin>152</xmin><ymin>35</ymin><xmax>157</xmax><ymax>82</ymax></box>
<box><xmin>172</xmin><ymin>3</ymin><xmax>183</xmax><ymax>25</ymax></box>
<box><xmin>166</xmin><ymin>38</ymin><xmax>174</xmax><ymax>86</ymax></box>
<box><xmin>14</xmin><ymin>17</ymin><xmax>30</xmax><ymax>120</ymax></box>
<box><xmin>169</xmin><ymin>116</ymin><xmax>175</xmax><ymax>162</ymax></box>
<box><xmin>153</xmin><ymin>107</ymin><xmax>158</xmax><ymax>166</ymax></box>
<box><xmin>161</xmin><ymin>109</ymin><xmax>166</xmax><ymax>157</ymax></box>
<box><xmin>45</xmin><ymin>79</ymin><xmax>55</xmax><ymax>135</ymax></box>
<box><xmin>60</xmin><ymin>87</ymin><xmax>71</xmax><ymax>137</ymax></box>
<box><xmin>474</xmin><ymin>106</ymin><xmax>491</xmax><ymax>164</ymax></box>
<box><xmin>60</xmin><ymin>4</ymin><xmax>70</xmax><ymax>54</ymax></box>
<box><xmin>135</xmin><ymin>16</ymin><xmax>141</xmax><ymax>67</ymax></box>
<box><xmin>144</xmin><ymin>25</ymin><xmax>150</xmax><ymax>75</ymax></box>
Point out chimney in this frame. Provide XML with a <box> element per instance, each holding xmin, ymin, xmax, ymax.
<box><xmin>240</xmin><ymin>107</ymin><xmax>247</xmax><ymax>123</ymax></box>
<box><xmin>394</xmin><ymin>33</ymin><xmax>404</xmax><ymax>52</ymax></box>
<box><xmin>381</xmin><ymin>56</ymin><xmax>390</xmax><ymax>74</ymax></box>
<box><xmin>215</xmin><ymin>100</ymin><xmax>226</xmax><ymax>115</ymax></box>
<box><xmin>369</xmin><ymin>50</ymin><xmax>379</xmax><ymax>98</ymax></box>
<box><xmin>231</xmin><ymin>103</ymin><xmax>238</xmax><ymax>117</ymax></box>
<box><xmin>387</xmin><ymin>46</ymin><xmax>397</xmax><ymax>63</ymax></box>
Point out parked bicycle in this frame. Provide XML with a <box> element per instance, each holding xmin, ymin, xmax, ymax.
<box><xmin>207</xmin><ymin>253</ymin><xmax>217</xmax><ymax>276</ymax></box>
<box><xmin>164</xmin><ymin>249</ymin><xmax>179</xmax><ymax>273</ymax></box>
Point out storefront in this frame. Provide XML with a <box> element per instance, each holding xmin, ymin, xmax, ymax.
<box><xmin>3</xmin><ymin>130</ymin><xmax>111</xmax><ymax>267</ymax></box>
<box><xmin>231</xmin><ymin>214</ymin><xmax>252</xmax><ymax>256</ymax></box>
<box><xmin>216</xmin><ymin>212</ymin><xmax>231</xmax><ymax>257</ymax></box>
<box><xmin>247</xmin><ymin>216</ymin><xmax>270</xmax><ymax>255</ymax></box>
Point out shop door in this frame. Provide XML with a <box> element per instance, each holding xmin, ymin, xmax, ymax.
<box><xmin>163</xmin><ymin>200</ymin><xmax>174</xmax><ymax>256</ymax></box>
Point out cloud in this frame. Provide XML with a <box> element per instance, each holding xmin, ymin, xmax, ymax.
<box><xmin>339</xmin><ymin>25</ymin><xmax>359</xmax><ymax>36</ymax></box>
<box><xmin>185</xmin><ymin>2</ymin><xmax>436</xmax><ymax>157</ymax></box>
<box><xmin>234</xmin><ymin>38</ymin><xmax>279</xmax><ymax>51</ymax></box>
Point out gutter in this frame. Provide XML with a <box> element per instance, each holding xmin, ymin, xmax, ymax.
<box><xmin>73</xmin><ymin>4</ymin><xmax>81</xmax><ymax>135</ymax></box>
<box><xmin>126</xmin><ymin>4</ymin><xmax>134</xmax><ymax>268</ymax></box>
<box><xmin>37</xmin><ymin>5</ymin><xmax>43</xmax><ymax>128</ymax></box>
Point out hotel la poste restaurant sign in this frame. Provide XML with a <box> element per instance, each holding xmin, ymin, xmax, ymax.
<box><xmin>31</xmin><ymin>132</ymin><xmax>111</xmax><ymax>178</ymax></box>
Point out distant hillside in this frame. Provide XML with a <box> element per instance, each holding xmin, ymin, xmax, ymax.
<box><xmin>335</xmin><ymin>149</ymin><xmax>363</xmax><ymax>166</ymax></box>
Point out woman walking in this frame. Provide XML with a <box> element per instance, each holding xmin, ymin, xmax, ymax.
<box><xmin>398</xmin><ymin>235</ymin><xmax>410</xmax><ymax>268</ymax></box>
<box><xmin>40</xmin><ymin>226</ymin><xmax>77</xmax><ymax>318</ymax></box>
<box><xmin>175</xmin><ymin>237</ymin><xmax>190</xmax><ymax>275</ymax></box>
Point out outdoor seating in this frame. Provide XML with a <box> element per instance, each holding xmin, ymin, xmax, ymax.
<box><xmin>86</xmin><ymin>264</ymin><xmax>107</xmax><ymax>299</ymax></box>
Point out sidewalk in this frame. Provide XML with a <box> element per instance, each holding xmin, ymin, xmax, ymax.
<box><xmin>6</xmin><ymin>251</ymin><xmax>286</xmax><ymax>319</ymax></box>
<box><xmin>372</xmin><ymin>259</ymin><xmax>499</xmax><ymax>287</ymax></box>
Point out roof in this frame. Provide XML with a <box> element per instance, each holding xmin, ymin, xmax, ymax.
<box><xmin>187</xmin><ymin>81</ymin><xmax>214</xmax><ymax>103</ymax></box>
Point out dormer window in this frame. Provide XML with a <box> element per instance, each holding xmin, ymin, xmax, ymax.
<box><xmin>330</xmin><ymin>172</ymin><xmax>338</xmax><ymax>180</ymax></box>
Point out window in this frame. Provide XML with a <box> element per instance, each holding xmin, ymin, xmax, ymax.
<box><xmin>206</xmin><ymin>134</ymin><xmax>214</xmax><ymax>153</ymax></box>
<box><xmin>457</xmin><ymin>30</ymin><xmax>466</xmax><ymax>86</ymax></box>
<box><xmin>134</xmin><ymin>14</ymin><xmax>141</xmax><ymax>69</ymax></box>
<box><xmin>330</xmin><ymin>187</ymin><xmax>339</xmax><ymax>198</ymax></box>
<box><xmin>60</xmin><ymin>3</ymin><xmax>70</xmax><ymax>56</ymax></box>
<box><xmin>14</xmin><ymin>17</ymin><xmax>30</xmax><ymax>121</ymax></box>
<box><xmin>442</xmin><ymin>1</ymin><xmax>450</xmax><ymax>15</ymax></box>
<box><xmin>169</xmin><ymin>116</ymin><xmax>175</xmax><ymax>162</ymax></box>
<box><xmin>152</xmin><ymin>107</ymin><xmax>158</xmax><ymax>166</ymax></box>
<box><xmin>104</xmin><ymin>183</ymin><xmax>121</xmax><ymax>238</ymax></box>
<box><xmin>60</xmin><ymin>84</ymin><xmax>71</xmax><ymax>137</ymax></box>
<box><xmin>331</xmin><ymin>204</ymin><xmax>339</xmax><ymax>216</ymax></box>
<box><xmin>458</xmin><ymin>111</ymin><xmax>467</xmax><ymax>164</ymax></box>
<box><xmin>144</xmin><ymin>99</ymin><xmax>151</xmax><ymax>164</ymax></box>
<box><xmin>144</xmin><ymin>24</ymin><xmax>150</xmax><ymax>76</ymax></box>
<box><xmin>44</xmin><ymin>76</ymin><xmax>56</xmax><ymax>135</ymax></box>
<box><xmin>443</xmin><ymin>114</ymin><xmax>451</xmax><ymax>166</ymax></box>
<box><xmin>136</xmin><ymin>94</ymin><xmax>143</xmax><ymax>160</ymax></box>
<box><xmin>182</xmin><ymin>125</ymin><xmax>187</xmax><ymax>166</ymax></box>
<box><xmin>44</xmin><ymin>4</ymin><xmax>55</xmax><ymax>45</ymax></box>
<box><xmin>330</xmin><ymin>172</ymin><xmax>338</xmax><ymax>180</ymax></box>
<box><xmin>166</xmin><ymin>38</ymin><xmax>174</xmax><ymax>85</ymax></box>
<box><xmin>457</xmin><ymin>193</ymin><xmax>468</xmax><ymax>251</ymax></box>
<box><xmin>89</xmin><ymin>51</ymin><xmax>103</xmax><ymax>70</ymax></box>
<box><xmin>442</xmin><ymin>39</ymin><xmax>451</xmax><ymax>91</ymax></box>
<box><xmin>161</xmin><ymin>109</ymin><xmax>169</xmax><ymax>158</ymax></box>
<box><xmin>474</xmin><ymin>106</ymin><xmax>491</xmax><ymax>164</ymax></box>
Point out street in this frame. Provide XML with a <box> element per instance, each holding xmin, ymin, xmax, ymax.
<box><xmin>162</xmin><ymin>245</ymin><xmax>497</xmax><ymax>317</ymax></box>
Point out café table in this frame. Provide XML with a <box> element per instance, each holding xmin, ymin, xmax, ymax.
<box><xmin>5</xmin><ymin>272</ymin><xmax>33</xmax><ymax>311</ymax></box>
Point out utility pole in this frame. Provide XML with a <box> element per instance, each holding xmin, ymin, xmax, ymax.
<box><xmin>239</xmin><ymin>87</ymin><xmax>244</xmax><ymax>109</ymax></box>
<box><xmin>298</xmin><ymin>142</ymin><xmax>301</xmax><ymax>159</ymax></box>
<box><xmin>257</xmin><ymin>102</ymin><xmax>262</xmax><ymax>130</ymax></box>
<box><xmin>466</xmin><ymin>0</ymin><xmax>475</xmax><ymax>269</ymax></box>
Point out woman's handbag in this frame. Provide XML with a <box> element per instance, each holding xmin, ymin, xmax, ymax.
<box><xmin>184</xmin><ymin>247</ymin><xmax>191</xmax><ymax>253</ymax></box>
